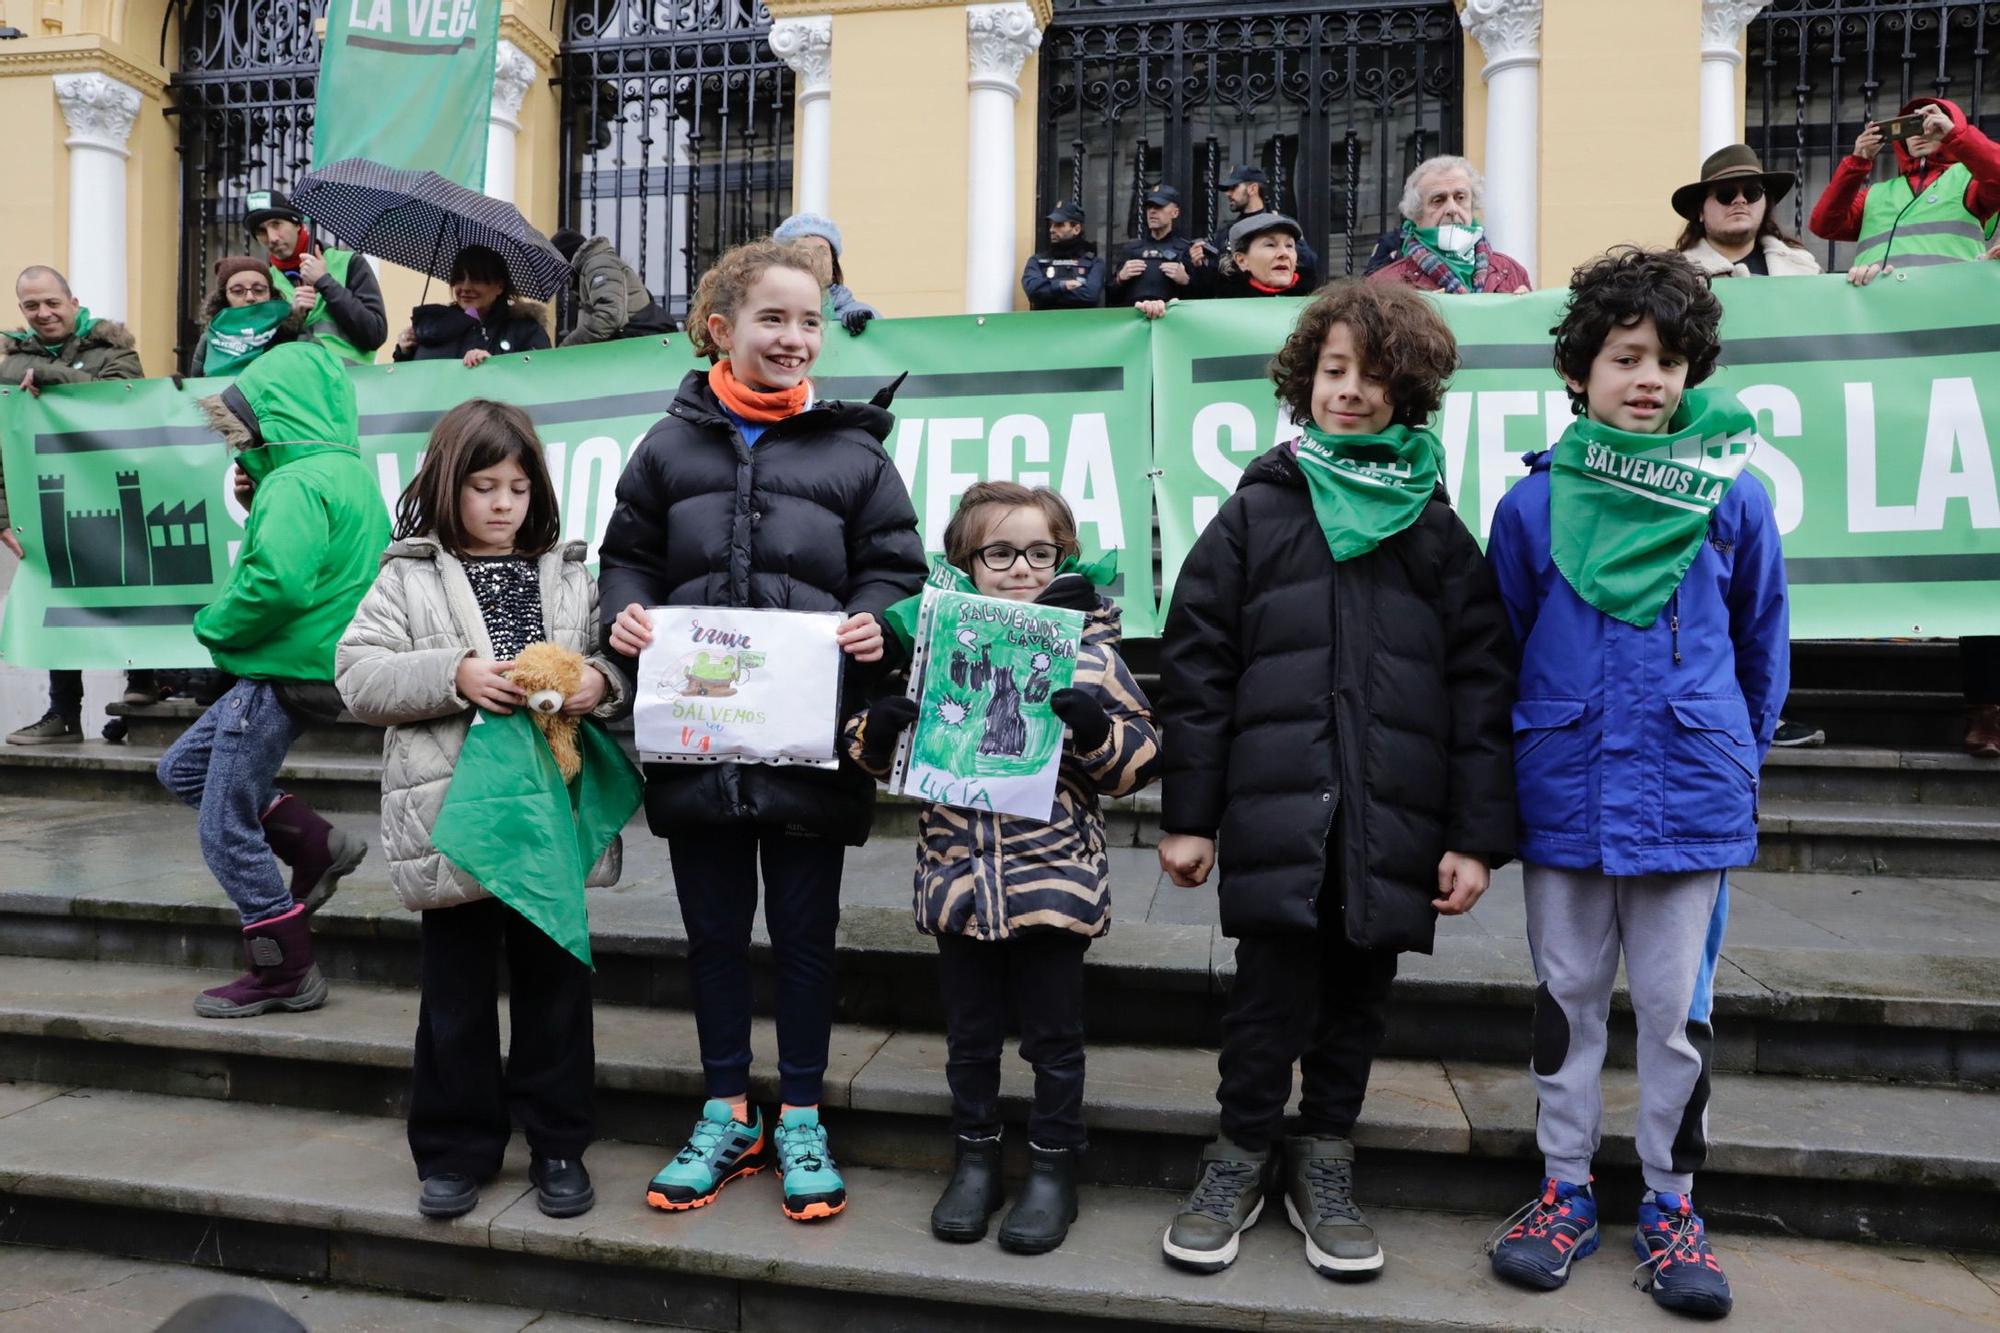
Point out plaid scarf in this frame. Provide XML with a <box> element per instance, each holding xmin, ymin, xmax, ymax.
<box><xmin>1398</xmin><ymin>220</ymin><xmax>1491</xmax><ymax>295</ymax></box>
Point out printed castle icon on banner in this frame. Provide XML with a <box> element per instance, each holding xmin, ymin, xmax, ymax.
<box><xmin>37</xmin><ymin>472</ymin><xmax>212</xmax><ymax>590</ymax></box>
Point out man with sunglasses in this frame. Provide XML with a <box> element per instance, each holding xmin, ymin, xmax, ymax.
<box><xmin>1671</xmin><ymin>145</ymin><xmax>1822</xmax><ymax>279</ymax></box>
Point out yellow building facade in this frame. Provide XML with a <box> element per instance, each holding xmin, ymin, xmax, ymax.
<box><xmin>0</xmin><ymin>0</ymin><xmax>1861</xmax><ymax>372</ymax></box>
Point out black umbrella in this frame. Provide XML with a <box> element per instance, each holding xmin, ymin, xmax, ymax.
<box><xmin>291</xmin><ymin>158</ymin><xmax>570</xmax><ymax>300</ymax></box>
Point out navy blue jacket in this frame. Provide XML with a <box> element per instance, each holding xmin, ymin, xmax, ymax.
<box><xmin>1487</xmin><ymin>449</ymin><xmax>1790</xmax><ymax>874</ymax></box>
<box><xmin>1021</xmin><ymin>248</ymin><xmax>1104</xmax><ymax>310</ymax></box>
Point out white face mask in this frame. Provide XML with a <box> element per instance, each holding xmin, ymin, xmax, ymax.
<box><xmin>1432</xmin><ymin>222</ymin><xmax>1484</xmax><ymax>257</ymax></box>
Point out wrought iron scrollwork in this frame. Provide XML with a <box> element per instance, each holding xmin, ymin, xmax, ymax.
<box><xmin>1039</xmin><ymin>0</ymin><xmax>1461</xmax><ymax>277</ymax></box>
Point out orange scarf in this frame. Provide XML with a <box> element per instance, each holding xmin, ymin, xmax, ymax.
<box><xmin>708</xmin><ymin>360</ymin><xmax>811</xmax><ymax>423</ymax></box>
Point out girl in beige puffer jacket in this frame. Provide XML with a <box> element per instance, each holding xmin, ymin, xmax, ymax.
<box><xmin>334</xmin><ymin>399</ymin><xmax>628</xmax><ymax>1223</ymax></box>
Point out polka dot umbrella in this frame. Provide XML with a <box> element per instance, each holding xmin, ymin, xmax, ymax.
<box><xmin>291</xmin><ymin>158</ymin><xmax>569</xmax><ymax>300</ymax></box>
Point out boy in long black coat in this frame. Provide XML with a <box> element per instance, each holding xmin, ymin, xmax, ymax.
<box><xmin>1155</xmin><ymin>281</ymin><xmax>1516</xmax><ymax>1280</ymax></box>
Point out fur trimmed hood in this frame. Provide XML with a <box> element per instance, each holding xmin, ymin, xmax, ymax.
<box><xmin>2</xmin><ymin>317</ymin><xmax>134</xmax><ymax>353</ymax></box>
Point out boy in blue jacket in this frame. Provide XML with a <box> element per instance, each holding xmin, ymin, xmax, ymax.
<box><xmin>1483</xmin><ymin>247</ymin><xmax>1788</xmax><ymax>1321</ymax></box>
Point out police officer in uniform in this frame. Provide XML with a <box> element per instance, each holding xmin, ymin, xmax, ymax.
<box><xmin>1021</xmin><ymin>203</ymin><xmax>1104</xmax><ymax>310</ymax></box>
<box><xmin>1109</xmin><ymin>186</ymin><xmax>1199</xmax><ymax>309</ymax></box>
<box><xmin>1193</xmin><ymin>165</ymin><xmax>1321</xmax><ymax>292</ymax></box>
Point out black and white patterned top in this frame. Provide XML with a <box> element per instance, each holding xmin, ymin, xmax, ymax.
<box><xmin>464</xmin><ymin>556</ymin><xmax>546</xmax><ymax>660</ymax></box>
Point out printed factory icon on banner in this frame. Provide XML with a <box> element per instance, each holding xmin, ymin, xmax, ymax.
<box><xmin>36</xmin><ymin>470</ymin><xmax>213</xmax><ymax>590</ymax></box>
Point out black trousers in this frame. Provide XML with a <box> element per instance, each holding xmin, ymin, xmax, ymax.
<box><xmin>935</xmin><ymin>931</ymin><xmax>1090</xmax><ymax>1150</ymax></box>
<box><xmin>49</xmin><ymin>670</ymin><xmax>82</xmax><ymax>722</ymax></box>
<box><xmin>1217</xmin><ymin>901</ymin><xmax>1400</xmax><ymax>1153</ymax></box>
<box><xmin>1964</xmin><ymin>636</ymin><xmax>2000</xmax><ymax>706</ymax></box>
<box><xmin>407</xmin><ymin>896</ymin><xmax>596</xmax><ymax>1179</ymax></box>
<box><xmin>667</xmin><ymin>825</ymin><xmax>844</xmax><ymax>1107</ymax></box>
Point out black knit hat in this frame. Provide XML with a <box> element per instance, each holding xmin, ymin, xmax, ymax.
<box><xmin>550</xmin><ymin>228</ymin><xmax>587</xmax><ymax>262</ymax></box>
<box><xmin>243</xmin><ymin>189</ymin><xmax>305</xmax><ymax>232</ymax></box>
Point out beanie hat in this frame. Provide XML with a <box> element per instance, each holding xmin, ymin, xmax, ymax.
<box><xmin>212</xmin><ymin>255</ymin><xmax>270</xmax><ymax>288</ymax></box>
<box><xmin>773</xmin><ymin>213</ymin><xmax>842</xmax><ymax>256</ymax></box>
<box><xmin>550</xmin><ymin>228</ymin><xmax>587</xmax><ymax>262</ymax></box>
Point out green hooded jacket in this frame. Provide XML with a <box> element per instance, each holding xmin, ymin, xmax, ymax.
<box><xmin>193</xmin><ymin>343</ymin><xmax>391</xmax><ymax>681</ymax></box>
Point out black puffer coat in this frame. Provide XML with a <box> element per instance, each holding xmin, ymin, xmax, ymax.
<box><xmin>392</xmin><ymin>300</ymin><xmax>552</xmax><ymax>361</ymax></box>
<box><xmin>597</xmin><ymin>370</ymin><xmax>926</xmax><ymax>844</ymax></box>
<box><xmin>1159</xmin><ymin>444</ymin><xmax>1517</xmax><ymax>952</ymax></box>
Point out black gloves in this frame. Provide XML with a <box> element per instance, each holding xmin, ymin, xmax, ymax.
<box><xmin>1035</xmin><ymin>573</ymin><xmax>1100</xmax><ymax>614</ymax></box>
<box><xmin>859</xmin><ymin>695</ymin><xmax>919</xmax><ymax>765</ymax></box>
<box><xmin>841</xmin><ymin>305</ymin><xmax>875</xmax><ymax>336</ymax></box>
<box><xmin>1050</xmin><ymin>687</ymin><xmax>1111</xmax><ymax>753</ymax></box>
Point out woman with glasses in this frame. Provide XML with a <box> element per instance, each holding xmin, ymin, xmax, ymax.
<box><xmin>191</xmin><ymin>255</ymin><xmax>315</xmax><ymax>377</ymax></box>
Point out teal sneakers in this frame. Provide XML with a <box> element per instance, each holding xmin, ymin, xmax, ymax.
<box><xmin>646</xmin><ymin>1099</ymin><xmax>768</xmax><ymax>1211</ymax></box>
<box><xmin>775</xmin><ymin>1106</ymin><xmax>847</xmax><ymax>1222</ymax></box>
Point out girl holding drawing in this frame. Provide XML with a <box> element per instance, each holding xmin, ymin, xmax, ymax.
<box><xmin>846</xmin><ymin>482</ymin><xmax>1162</xmax><ymax>1255</ymax></box>
<box><xmin>599</xmin><ymin>240</ymin><xmax>925</xmax><ymax>1224</ymax></box>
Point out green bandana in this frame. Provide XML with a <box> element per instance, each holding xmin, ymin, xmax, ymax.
<box><xmin>202</xmin><ymin>301</ymin><xmax>292</xmax><ymax>376</ymax></box>
<box><xmin>1413</xmin><ymin>225</ymin><xmax>1478</xmax><ymax>285</ymax></box>
<box><xmin>1548</xmin><ymin>388</ymin><xmax>1758</xmax><ymax>628</ymax></box>
<box><xmin>1294</xmin><ymin>423</ymin><xmax>1441</xmax><ymax>561</ymax></box>
<box><xmin>15</xmin><ymin>306</ymin><xmax>95</xmax><ymax>356</ymax></box>
<box><xmin>883</xmin><ymin>549</ymin><xmax>1117</xmax><ymax>655</ymax></box>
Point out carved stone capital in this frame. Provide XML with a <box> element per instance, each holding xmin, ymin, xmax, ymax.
<box><xmin>491</xmin><ymin>39</ymin><xmax>537</xmax><ymax>125</ymax></box>
<box><xmin>1460</xmin><ymin>0</ymin><xmax>1542</xmax><ymax>77</ymax></box>
<box><xmin>967</xmin><ymin>2</ymin><xmax>1041</xmax><ymax>97</ymax></box>
<box><xmin>769</xmin><ymin>15</ymin><xmax>833</xmax><ymax>100</ymax></box>
<box><xmin>53</xmin><ymin>71</ymin><xmax>141</xmax><ymax>155</ymax></box>
<box><xmin>1701</xmin><ymin>0</ymin><xmax>1770</xmax><ymax>59</ymax></box>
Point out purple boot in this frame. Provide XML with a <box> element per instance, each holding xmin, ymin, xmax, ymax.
<box><xmin>261</xmin><ymin>795</ymin><xmax>367</xmax><ymax>914</ymax></box>
<box><xmin>194</xmin><ymin>905</ymin><xmax>329</xmax><ymax>1018</ymax></box>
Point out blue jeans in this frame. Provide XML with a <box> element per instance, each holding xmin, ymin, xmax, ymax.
<box><xmin>157</xmin><ymin>679</ymin><xmax>303</xmax><ymax>926</ymax></box>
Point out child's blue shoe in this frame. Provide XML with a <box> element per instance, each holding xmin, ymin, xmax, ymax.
<box><xmin>646</xmin><ymin>1099</ymin><xmax>767</xmax><ymax>1211</ymax></box>
<box><xmin>775</xmin><ymin>1106</ymin><xmax>847</xmax><ymax>1222</ymax></box>
<box><xmin>1487</xmin><ymin>1178</ymin><xmax>1600</xmax><ymax>1291</ymax></box>
<box><xmin>1634</xmin><ymin>1192</ymin><xmax>1734</xmax><ymax>1319</ymax></box>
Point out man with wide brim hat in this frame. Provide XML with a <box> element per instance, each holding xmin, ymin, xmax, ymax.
<box><xmin>1670</xmin><ymin>144</ymin><xmax>1821</xmax><ymax>281</ymax></box>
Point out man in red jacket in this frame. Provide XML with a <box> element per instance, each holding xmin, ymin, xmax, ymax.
<box><xmin>1808</xmin><ymin>96</ymin><xmax>2000</xmax><ymax>286</ymax></box>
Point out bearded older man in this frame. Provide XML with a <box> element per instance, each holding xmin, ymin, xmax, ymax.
<box><xmin>1368</xmin><ymin>156</ymin><xmax>1530</xmax><ymax>294</ymax></box>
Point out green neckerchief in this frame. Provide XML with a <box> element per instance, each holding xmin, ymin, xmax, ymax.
<box><xmin>1548</xmin><ymin>387</ymin><xmax>1758</xmax><ymax>628</ymax></box>
<box><xmin>884</xmin><ymin>550</ymin><xmax>1117</xmax><ymax>655</ymax></box>
<box><xmin>1294</xmin><ymin>423</ymin><xmax>1441</xmax><ymax>561</ymax></box>
<box><xmin>23</xmin><ymin>306</ymin><xmax>96</xmax><ymax>356</ymax></box>
<box><xmin>1412</xmin><ymin>224</ymin><xmax>1478</xmax><ymax>285</ymax></box>
<box><xmin>202</xmin><ymin>300</ymin><xmax>291</xmax><ymax>376</ymax></box>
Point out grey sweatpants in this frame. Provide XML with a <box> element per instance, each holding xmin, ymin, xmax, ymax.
<box><xmin>1523</xmin><ymin>863</ymin><xmax>1723</xmax><ymax>1196</ymax></box>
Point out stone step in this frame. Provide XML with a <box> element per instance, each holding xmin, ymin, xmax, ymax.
<box><xmin>3</xmin><ymin>738</ymin><xmax>1994</xmax><ymax>873</ymax></box>
<box><xmin>0</xmin><ymin>1246</ymin><xmax>647</xmax><ymax>1332</ymax></box>
<box><xmin>1782</xmin><ymin>687</ymin><xmax>1971</xmax><ymax>750</ymax></box>
<box><xmin>0</xmin><ymin>1083</ymin><xmax>1995</xmax><ymax>1329</ymax></box>
<box><xmin>1</xmin><ymin>956</ymin><xmax>1997</xmax><ymax>1252</ymax></box>
<box><xmin>3</xmin><ymin>818</ymin><xmax>1995</xmax><ymax>1088</ymax></box>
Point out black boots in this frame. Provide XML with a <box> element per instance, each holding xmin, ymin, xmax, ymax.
<box><xmin>997</xmin><ymin>1142</ymin><xmax>1078</xmax><ymax>1255</ymax></box>
<box><xmin>931</xmin><ymin>1133</ymin><xmax>1005</xmax><ymax>1242</ymax></box>
<box><xmin>530</xmin><ymin>1155</ymin><xmax>596</xmax><ymax>1218</ymax></box>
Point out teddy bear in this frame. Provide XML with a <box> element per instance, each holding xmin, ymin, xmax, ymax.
<box><xmin>509</xmin><ymin>641</ymin><xmax>587</xmax><ymax>783</ymax></box>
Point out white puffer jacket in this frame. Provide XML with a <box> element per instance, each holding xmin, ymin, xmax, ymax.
<box><xmin>335</xmin><ymin>536</ymin><xmax>630</xmax><ymax>912</ymax></box>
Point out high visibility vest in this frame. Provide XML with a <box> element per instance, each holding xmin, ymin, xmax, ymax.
<box><xmin>1852</xmin><ymin>161</ymin><xmax>1998</xmax><ymax>268</ymax></box>
<box><xmin>270</xmin><ymin>250</ymin><xmax>369</xmax><ymax>364</ymax></box>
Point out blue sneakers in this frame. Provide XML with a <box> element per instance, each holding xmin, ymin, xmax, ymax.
<box><xmin>1488</xmin><ymin>1178</ymin><xmax>1600</xmax><ymax>1290</ymax></box>
<box><xmin>1634</xmin><ymin>1193</ymin><xmax>1734</xmax><ymax>1319</ymax></box>
<box><xmin>646</xmin><ymin>1099</ymin><xmax>768</xmax><ymax>1211</ymax></box>
<box><xmin>775</xmin><ymin>1106</ymin><xmax>847</xmax><ymax>1222</ymax></box>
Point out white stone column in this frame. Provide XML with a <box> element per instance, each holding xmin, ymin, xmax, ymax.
<box><xmin>770</xmin><ymin>16</ymin><xmax>833</xmax><ymax>217</ymax></box>
<box><xmin>964</xmin><ymin>3</ymin><xmax>1041</xmax><ymax>313</ymax></box>
<box><xmin>1701</xmin><ymin>1</ymin><xmax>1770</xmax><ymax>157</ymax></box>
<box><xmin>1461</xmin><ymin>0</ymin><xmax>1542</xmax><ymax>286</ymax></box>
<box><xmin>486</xmin><ymin>40</ymin><xmax>537</xmax><ymax>204</ymax></box>
<box><xmin>52</xmin><ymin>73</ymin><xmax>142</xmax><ymax>323</ymax></box>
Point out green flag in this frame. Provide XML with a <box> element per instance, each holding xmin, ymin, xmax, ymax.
<box><xmin>312</xmin><ymin>0</ymin><xmax>500</xmax><ymax>188</ymax></box>
<box><xmin>429</xmin><ymin>709</ymin><xmax>644</xmax><ymax>966</ymax></box>
<box><xmin>1548</xmin><ymin>388</ymin><xmax>1759</xmax><ymax>628</ymax></box>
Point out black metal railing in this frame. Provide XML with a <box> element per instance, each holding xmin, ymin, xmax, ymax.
<box><xmin>1748</xmin><ymin>0</ymin><xmax>2000</xmax><ymax>272</ymax></box>
<box><xmin>1038</xmin><ymin>0</ymin><xmax>1461</xmax><ymax>277</ymax></box>
<box><xmin>165</xmin><ymin>0</ymin><xmax>329</xmax><ymax>373</ymax></box>
<box><xmin>557</xmin><ymin>0</ymin><xmax>793</xmax><ymax>329</ymax></box>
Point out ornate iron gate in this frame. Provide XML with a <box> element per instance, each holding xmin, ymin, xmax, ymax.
<box><xmin>165</xmin><ymin>0</ymin><xmax>328</xmax><ymax>372</ymax></box>
<box><xmin>1748</xmin><ymin>0</ymin><xmax>2000</xmax><ymax>271</ymax></box>
<box><xmin>1037</xmin><ymin>0</ymin><xmax>1462</xmax><ymax>276</ymax></box>
<box><xmin>558</xmin><ymin>0</ymin><xmax>794</xmax><ymax>326</ymax></box>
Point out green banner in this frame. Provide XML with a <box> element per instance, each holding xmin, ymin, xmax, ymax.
<box><xmin>5</xmin><ymin>270</ymin><xmax>1999</xmax><ymax>669</ymax></box>
<box><xmin>1151</xmin><ymin>267</ymin><xmax>2000</xmax><ymax>640</ymax></box>
<box><xmin>313</xmin><ymin>0</ymin><xmax>500</xmax><ymax>188</ymax></box>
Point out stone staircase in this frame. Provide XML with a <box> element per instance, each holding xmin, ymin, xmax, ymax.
<box><xmin>0</xmin><ymin>640</ymin><xmax>1997</xmax><ymax>1330</ymax></box>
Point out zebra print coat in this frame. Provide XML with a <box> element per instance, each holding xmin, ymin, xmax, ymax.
<box><xmin>845</xmin><ymin>600</ymin><xmax>1161</xmax><ymax>941</ymax></box>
